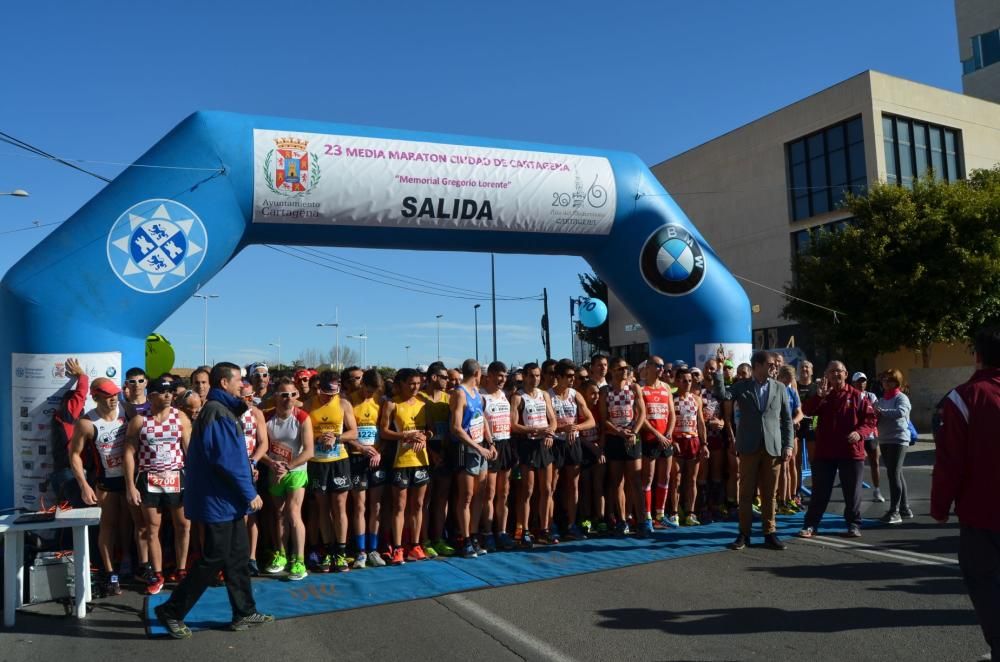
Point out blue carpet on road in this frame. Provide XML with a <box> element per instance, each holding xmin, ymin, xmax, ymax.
<box><xmin>145</xmin><ymin>512</ymin><xmax>852</xmax><ymax>636</ymax></box>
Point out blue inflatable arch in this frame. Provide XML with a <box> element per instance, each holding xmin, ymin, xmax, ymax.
<box><xmin>0</xmin><ymin>112</ymin><xmax>750</xmax><ymax>508</ymax></box>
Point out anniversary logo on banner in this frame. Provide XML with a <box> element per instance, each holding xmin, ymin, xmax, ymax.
<box><xmin>11</xmin><ymin>352</ymin><xmax>121</xmax><ymax>510</ymax></box>
<box><xmin>252</xmin><ymin>130</ymin><xmax>617</xmax><ymax>235</ymax></box>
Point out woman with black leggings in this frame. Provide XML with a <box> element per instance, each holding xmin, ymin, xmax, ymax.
<box><xmin>875</xmin><ymin>369</ymin><xmax>913</xmax><ymax>524</ymax></box>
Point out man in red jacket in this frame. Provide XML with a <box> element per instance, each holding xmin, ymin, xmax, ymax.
<box><xmin>932</xmin><ymin>327</ymin><xmax>1000</xmax><ymax>658</ymax></box>
<box><xmin>798</xmin><ymin>361</ymin><xmax>877</xmax><ymax>539</ymax></box>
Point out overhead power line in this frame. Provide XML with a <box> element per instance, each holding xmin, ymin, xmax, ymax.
<box><xmin>0</xmin><ymin>131</ymin><xmax>111</xmax><ymax>183</ymax></box>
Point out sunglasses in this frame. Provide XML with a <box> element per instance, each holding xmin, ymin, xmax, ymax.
<box><xmin>652</xmin><ymin>363</ymin><xmax>665</xmax><ymax>369</ymax></box>
<box><xmin>127</xmin><ymin>378</ymin><xmax>146</xmax><ymax>385</ymax></box>
<box><xmin>563</xmin><ymin>373</ymin><xmax>576</xmax><ymax>379</ymax></box>
<box><xmin>278</xmin><ymin>392</ymin><xmax>299</xmax><ymax>399</ymax></box>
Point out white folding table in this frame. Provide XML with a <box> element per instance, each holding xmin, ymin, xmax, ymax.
<box><xmin>0</xmin><ymin>507</ymin><xmax>101</xmax><ymax>626</ymax></box>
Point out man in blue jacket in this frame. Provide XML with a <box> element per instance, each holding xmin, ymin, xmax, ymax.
<box><xmin>154</xmin><ymin>362</ymin><xmax>272</xmax><ymax>638</ymax></box>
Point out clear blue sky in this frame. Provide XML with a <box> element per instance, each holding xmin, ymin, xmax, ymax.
<box><xmin>0</xmin><ymin>0</ymin><xmax>961</xmax><ymax>369</ymax></box>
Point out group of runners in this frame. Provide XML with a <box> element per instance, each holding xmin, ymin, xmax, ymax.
<box><xmin>63</xmin><ymin>351</ymin><xmax>835</xmax><ymax>596</ymax></box>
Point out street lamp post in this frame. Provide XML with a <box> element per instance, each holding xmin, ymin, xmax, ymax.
<box><xmin>316</xmin><ymin>322</ymin><xmax>340</xmax><ymax>370</ymax></box>
<box><xmin>192</xmin><ymin>294</ymin><xmax>219</xmax><ymax>366</ymax></box>
<box><xmin>473</xmin><ymin>304</ymin><xmax>481</xmax><ymax>362</ymax></box>
<box><xmin>347</xmin><ymin>329</ymin><xmax>368</xmax><ymax>368</ymax></box>
<box><xmin>435</xmin><ymin>314</ymin><xmax>444</xmax><ymax>361</ymax></box>
<box><xmin>0</xmin><ymin>189</ymin><xmax>29</xmax><ymax>197</ymax></box>
<box><xmin>269</xmin><ymin>338</ymin><xmax>281</xmax><ymax>371</ymax></box>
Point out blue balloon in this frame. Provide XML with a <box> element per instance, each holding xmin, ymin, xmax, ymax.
<box><xmin>579</xmin><ymin>298</ymin><xmax>608</xmax><ymax>328</ymax></box>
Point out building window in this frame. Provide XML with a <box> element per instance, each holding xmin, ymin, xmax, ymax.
<box><xmin>790</xmin><ymin>218</ymin><xmax>855</xmax><ymax>260</ymax></box>
<box><xmin>882</xmin><ymin>114</ymin><xmax>962</xmax><ymax>187</ymax></box>
<box><xmin>963</xmin><ymin>28</ymin><xmax>1000</xmax><ymax>74</ymax></box>
<box><xmin>787</xmin><ymin>116</ymin><xmax>867</xmax><ymax>222</ymax></box>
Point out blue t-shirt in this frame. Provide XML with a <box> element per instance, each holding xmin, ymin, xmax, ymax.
<box><xmin>786</xmin><ymin>385</ymin><xmax>800</xmax><ymax>415</ymax></box>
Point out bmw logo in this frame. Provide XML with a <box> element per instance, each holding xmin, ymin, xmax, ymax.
<box><xmin>106</xmin><ymin>199</ymin><xmax>207</xmax><ymax>294</ymax></box>
<box><xmin>639</xmin><ymin>224</ymin><xmax>707</xmax><ymax>296</ymax></box>
<box><xmin>106</xmin><ymin>367</ymin><xmax>117</xmax><ymax>378</ymax></box>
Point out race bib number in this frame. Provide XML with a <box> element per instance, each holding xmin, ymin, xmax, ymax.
<box><xmin>358</xmin><ymin>425</ymin><xmax>378</xmax><ymax>446</ymax></box>
<box><xmin>647</xmin><ymin>402</ymin><xmax>670</xmax><ymax>420</ymax></box>
<box><xmin>270</xmin><ymin>442</ymin><xmax>293</xmax><ymax>464</ymax></box>
<box><xmin>147</xmin><ymin>470</ymin><xmax>181</xmax><ymax>494</ymax></box>
<box><xmin>490</xmin><ymin>417</ymin><xmax>511</xmax><ymax>439</ymax></box>
<box><xmin>609</xmin><ymin>405</ymin><xmax>632</xmax><ymax>427</ymax></box>
<box><xmin>468</xmin><ymin>414</ymin><xmax>485</xmax><ymax>444</ymax></box>
<box><xmin>101</xmin><ymin>448</ymin><xmax>124</xmax><ymax>477</ymax></box>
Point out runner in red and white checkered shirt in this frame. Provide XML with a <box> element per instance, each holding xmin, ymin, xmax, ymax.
<box><xmin>124</xmin><ymin>376</ymin><xmax>192</xmax><ymax>596</ymax></box>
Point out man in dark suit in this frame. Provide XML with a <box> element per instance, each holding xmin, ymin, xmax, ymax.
<box><xmin>715</xmin><ymin>350</ymin><xmax>793</xmax><ymax>550</ymax></box>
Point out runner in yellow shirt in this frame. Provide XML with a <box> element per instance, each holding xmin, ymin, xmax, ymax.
<box><xmin>379</xmin><ymin>368</ymin><xmax>431</xmax><ymax>565</ymax></box>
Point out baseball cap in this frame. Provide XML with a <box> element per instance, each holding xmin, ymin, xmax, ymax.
<box><xmin>317</xmin><ymin>370</ymin><xmax>340</xmax><ymax>394</ymax></box>
<box><xmin>294</xmin><ymin>369</ymin><xmax>311</xmax><ymax>381</ymax></box>
<box><xmin>147</xmin><ymin>377</ymin><xmax>174</xmax><ymax>394</ymax></box>
<box><xmin>91</xmin><ymin>377</ymin><xmax>121</xmax><ymax>397</ymax></box>
<box><xmin>723</xmin><ymin>359</ymin><xmax>735</xmax><ymax>369</ymax></box>
<box><xmin>851</xmin><ymin>372</ymin><xmax>867</xmax><ymax>383</ymax></box>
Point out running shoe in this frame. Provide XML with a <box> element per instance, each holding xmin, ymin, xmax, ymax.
<box><xmin>146</xmin><ymin>573</ymin><xmax>164</xmax><ymax>596</ymax></box>
<box><xmin>171</xmin><ymin>569</ymin><xmax>188</xmax><ymax>583</ymax></box>
<box><xmin>880</xmin><ymin>512</ymin><xmax>903</xmax><ymax>525</ymax></box>
<box><xmin>595</xmin><ymin>521</ymin><xmax>610</xmax><ymax>535</ymax></box>
<box><xmin>483</xmin><ymin>533</ymin><xmax>497</xmax><ymax>553</ymax></box>
<box><xmin>844</xmin><ymin>527</ymin><xmax>862</xmax><ymax>538</ymax></box>
<box><xmin>288</xmin><ymin>559</ymin><xmax>308</xmax><ymax>581</ymax></box>
<box><xmin>248</xmin><ymin>559</ymin><xmax>260</xmax><ymax>576</ymax></box>
<box><xmin>872</xmin><ymin>488</ymin><xmax>885</xmax><ymax>503</ymax></box>
<box><xmin>390</xmin><ymin>547</ymin><xmax>406</xmax><ymax>565</ymax></box>
<box><xmin>367</xmin><ymin>550</ymin><xmax>387</xmax><ymax>567</ymax></box>
<box><xmin>352</xmin><ymin>553</ymin><xmax>367</xmax><ymax>570</ymax></box>
<box><xmin>429</xmin><ymin>539</ymin><xmax>455</xmax><ymax>557</ymax></box>
<box><xmin>798</xmin><ymin>526</ymin><xmax>816</xmax><ymax>538</ymax></box>
<box><xmin>229</xmin><ymin>612</ymin><xmax>275</xmax><ymax>631</ymax></box>
<box><xmin>579</xmin><ymin>519</ymin><xmax>592</xmax><ymax>534</ymax></box>
<box><xmin>900</xmin><ymin>507</ymin><xmax>915</xmax><ymax>519</ymax></box>
<box><xmin>473</xmin><ymin>536</ymin><xmax>487</xmax><ymax>555</ymax></box>
<box><xmin>422</xmin><ymin>542</ymin><xmax>439</xmax><ymax>559</ymax></box>
<box><xmin>407</xmin><ymin>545</ymin><xmax>428</xmax><ymax>562</ymax></box>
<box><xmin>153</xmin><ymin>605</ymin><xmax>192</xmax><ymax>639</ymax></box>
<box><xmin>335</xmin><ymin>553</ymin><xmax>350</xmax><ymax>572</ymax></box>
<box><xmin>520</xmin><ymin>531</ymin><xmax>535</xmax><ymax>548</ymax></box>
<box><xmin>566</xmin><ymin>524</ymin><xmax>586</xmax><ymax>540</ymax></box>
<box><xmin>319</xmin><ymin>554</ymin><xmax>332</xmax><ymax>573</ymax></box>
<box><xmin>666</xmin><ymin>514</ymin><xmax>680</xmax><ymax>528</ymax></box>
<box><xmin>777</xmin><ymin>505</ymin><xmax>796</xmax><ymax>516</ymax></box>
<box><xmin>306</xmin><ymin>549</ymin><xmax>321</xmax><ymax>570</ymax></box>
<box><xmin>535</xmin><ymin>531</ymin><xmax>553</xmax><ymax>546</ymax></box>
<box><xmin>265</xmin><ymin>551</ymin><xmax>287</xmax><ymax>575</ymax></box>
<box><xmin>642</xmin><ymin>519</ymin><xmax>655</xmax><ymax>536</ymax></box>
<box><xmin>462</xmin><ymin>541</ymin><xmax>477</xmax><ymax>558</ymax></box>
<box><xmin>549</xmin><ymin>527</ymin><xmax>561</xmax><ymax>544</ymax></box>
<box><xmin>497</xmin><ymin>532</ymin><xmax>517</xmax><ymax>551</ymax></box>
<box><xmin>102</xmin><ymin>573</ymin><xmax>122</xmax><ymax>597</ymax></box>
<box><xmin>614</xmin><ymin>521</ymin><xmax>631</xmax><ymax>536</ymax></box>
<box><xmin>684</xmin><ymin>514</ymin><xmax>701</xmax><ymax>527</ymax></box>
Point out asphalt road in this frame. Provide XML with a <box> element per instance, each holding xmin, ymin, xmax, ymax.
<box><xmin>2</xmin><ymin>441</ymin><xmax>987</xmax><ymax>661</ymax></box>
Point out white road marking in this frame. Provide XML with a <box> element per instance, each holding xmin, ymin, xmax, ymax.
<box><xmin>798</xmin><ymin>536</ymin><xmax>958</xmax><ymax>566</ymax></box>
<box><xmin>440</xmin><ymin>593</ymin><xmax>579</xmax><ymax>662</ymax></box>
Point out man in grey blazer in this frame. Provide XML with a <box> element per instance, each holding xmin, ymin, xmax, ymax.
<box><xmin>714</xmin><ymin>350</ymin><xmax>794</xmax><ymax>550</ymax></box>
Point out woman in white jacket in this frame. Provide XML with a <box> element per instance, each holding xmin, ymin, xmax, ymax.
<box><xmin>875</xmin><ymin>369</ymin><xmax>914</xmax><ymax>524</ymax></box>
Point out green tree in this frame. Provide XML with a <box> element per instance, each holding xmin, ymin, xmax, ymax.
<box><xmin>784</xmin><ymin>169</ymin><xmax>1000</xmax><ymax>367</ymax></box>
<box><xmin>577</xmin><ymin>273</ymin><xmax>610</xmax><ymax>352</ymax></box>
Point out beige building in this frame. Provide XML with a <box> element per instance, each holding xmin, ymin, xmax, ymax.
<box><xmin>958</xmin><ymin>0</ymin><xmax>1000</xmax><ymax>103</ymax></box>
<box><xmin>609</xmin><ymin>70</ymin><xmax>1000</xmax><ymax>417</ymax></box>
